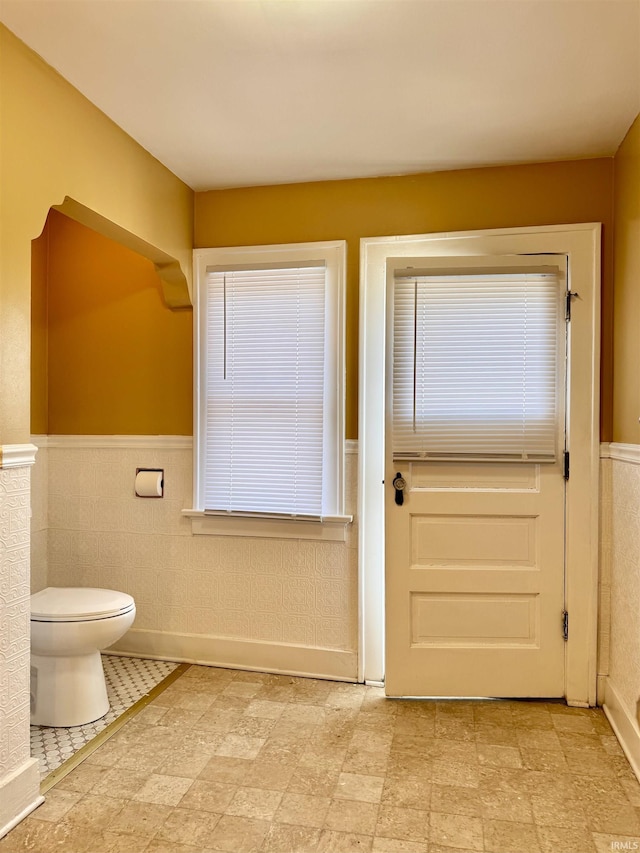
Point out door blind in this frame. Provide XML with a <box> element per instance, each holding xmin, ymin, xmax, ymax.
<box><xmin>204</xmin><ymin>264</ymin><xmax>326</xmax><ymax>514</ymax></box>
<box><xmin>392</xmin><ymin>271</ymin><xmax>561</xmax><ymax>460</ymax></box>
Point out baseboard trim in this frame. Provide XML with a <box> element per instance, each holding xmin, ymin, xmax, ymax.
<box><xmin>32</xmin><ymin>435</ymin><xmax>192</xmax><ymax>450</ymax></box>
<box><xmin>110</xmin><ymin>629</ymin><xmax>358</xmax><ymax>682</ymax></box>
<box><xmin>603</xmin><ymin>678</ymin><xmax>640</xmax><ymax>784</ymax></box>
<box><xmin>0</xmin><ymin>444</ymin><xmax>38</xmax><ymax>468</ymax></box>
<box><xmin>0</xmin><ymin>759</ymin><xmax>43</xmax><ymax>840</ymax></box>
<box><xmin>601</xmin><ymin>442</ymin><xmax>640</xmax><ymax>465</ymax></box>
<box><xmin>32</xmin><ymin>436</ymin><xmax>359</xmax><ymax>454</ymax></box>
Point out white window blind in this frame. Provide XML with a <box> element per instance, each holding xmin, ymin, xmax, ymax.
<box><xmin>392</xmin><ymin>270</ymin><xmax>562</xmax><ymax>461</ymax></box>
<box><xmin>203</xmin><ymin>264</ymin><xmax>326</xmax><ymax>515</ymax></box>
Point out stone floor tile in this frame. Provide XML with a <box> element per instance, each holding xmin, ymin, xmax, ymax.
<box><xmin>593</xmin><ymin>832</ymin><xmax>640</xmax><ymax>853</ymax></box>
<box><xmin>154</xmin><ymin>806</ymin><xmax>222</xmax><ymax>846</ymax></box>
<box><xmin>197</xmin><ymin>709</ymin><xmax>241</xmax><ymax>733</ymax></box>
<box><xmin>91</xmin><ymin>767</ymin><xmax>151</xmax><ymax>799</ymax></box>
<box><xmin>55</xmin><ymin>762</ymin><xmax>110</xmax><ymax>794</ymax></box>
<box><xmin>587</xmin><ymin>801</ymin><xmax>640</xmax><ymax>835</ymax></box>
<box><xmin>474</xmin><ymin>723</ymin><xmax>519</xmax><ymax>747</ymax></box>
<box><xmin>288</xmin><ymin>764</ymin><xmax>342</xmax><ymax>797</ymax></box>
<box><xmin>551</xmin><ymin>714</ymin><xmax>597</xmax><ymax>734</ymax></box>
<box><xmin>335</xmin><ymin>772</ymin><xmax>385</xmax><ymax>804</ymax></box>
<box><xmin>281</xmin><ymin>704</ymin><xmax>328</xmax><ymax>726</ymax></box>
<box><xmin>537</xmin><ymin>824</ymin><xmax>597</xmax><ymax>853</ymax></box>
<box><xmin>258</xmin><ymin>738</ymin><xmax>308</xmax><ymax>765</ymax></box>
<box><xmin>109</xmin><ymin>801</ymin><xmax>174</xmax><ymax>837</ymax></box>
<box><xmin>274</xmin><ymin>792</ymin><xmax>331</xmax><ymax>828</ymax></box>
<box><xmin>621</xmin><ymin>777</ymin><xmax>640</xmax><ymax>807</ymax></box>
<box><xmin>63</xmin><ymin>793</ymin><xmax>126</xmax><ymax>829</ymax></box>
<box><xmin>243</xmin><ymin>699</ymin><xmax>287</xmax><ymax>720</ymax></box>
<box><xmin>372</xmin><ymin>838</ymin><xmax>428</xmax><ymax>853</ymax></box>
<box><xmin>94</xmin><ymin>829</ymin><xmax>153</xmax><ymax>852</ymax></box>
<box><xmin>430</xmin><ymin>785</ymin><xmax>481</xmax><ymax>817</ymax></box>
<box><xmin>376</xmin><ymin>805</ymin><xmax>429</xmax><ymax>842</ymax></box>
<box><xmin>317</xmin><ymin>829</ymin><xmax>374</xmax><ymax>851</ymax></box>
<box><xmin>431</xmin><ymin>758</ymin><xmax>479</xmax><ymax>789</ymax></box>
<box><xmin>483</xmin><ymin>818</ymin><xmax>541</xmax><ymax>853</ymax></box>
<box><xmin>172</xmin><ymin>691</ymin><xmax>218</xmax><ymax>712</ymax></box>
<box><xmin>343</xmin><ymin>748</ymin><xmax>390</xmax><ymax>776</ymax></box>
<box><xmin>133</xmin><ymin>773</ymin><xmax>194</xmax><ymax>806</ymax></box>
<box><xmin>435</xmin><ymin>719</ymin><xmax>477</xmax><ymax>742</ymax></box>
<box><xmin>558</xmin><ymin>731</ymin><xmax>606</xmax><ymax>752</ymax></box>
<box><xmin>243</xmin><ymin>760</ymin><xmax>295</xmax><ymax>791</ymax></box>
<box><xmin>386</xmin><ymin>752</ymin><xmax>433</xmax><ymax>779</ymax></box>
<box><xmin>477</xmin><ymin>743</ymin><xmax>523</xmax><ymax>769</ymax></box>
<box><xmin>156</xmin><ymin>708</ymin><xmax>205</xmax><ymax>729</ymax></box>
<box><xmin>198</xmin><ymin>755</ymin><xmax>252</xmax><ymax>785</ymax></box>
<box><xmin>530</xmin><ymin>793</ymin><xmax>588</xmax><ymax>828</ymax></box>
<box><xmin>155</xmin><ymin>747</ymin><xmax>212</xmax><ymax>778</ymax></box>
<box><xmin>380</xmin><ymin>776</ymin><xmax>431</xmax><ymax>811</ymax></box>
<box><xmin>214</xmin><ymin>734</ymin><xmax>266</xmax><ymax>759</ymax></box>
<box><xmin>520</xmin><ymin>747</ymin><xmax>569</xmax><ymax>771</ymax></box>
<box><xmin>298</xmin><ymin>745</ymin><xmax>348</xmax><ymax>771</ymax></box>
<box><xmin>207</xmin><ymin>814</ymin><xmax>269</xmax><ymax>853</ymax></box>
<box><xmin>480</xmin><ymin>789</ymin><xmax>533</xmax><ymax>823</ymax></box>
<box><xmin>429</xmin><ymin>811</ymin><xmax>483</xmax><ymax>851</ymax></box>
<box><xmin>516</xmin><ymin>728</ymin><xmax>563</xmax><ymax>751</ymax></box>
<box><xmin>145</xmin><ymin>839</ymin><xmax>214</xmax><ymax>853</ymax></box>
<box><xmin>324</xmin><ymin>799</ymin><xmax>379</xmax><ymax>835</ymax></box>
<box><xmin>225</xmin><ymin>786</ymin><xmax>283</xmax><ymax>820</ymax></box>
<box><xmin>261</xmin><ymin>823</ymin><xmax>321</xmax><ymax>852</ymax></box>
<box><xmin>12</xmin><ymin>669</ymin><xmax>640</xmax><ymax>853</ymax></box>
<box><xmin>222</xmin><ymin>681</ymin><xmax>263</xmax><ymax>699</ymax></box>
<box><xmin>231</xmin><ymin>716</ymin><xmax>278</xmax><ymax>738</ymax></box>
<box><xmin>427</xmin><ymin>846</ymin><xmax>482</xmax><ymax>853</ymax></box>
<box><xmin>30</xmin><ymin>789</ymin><xmax>83</xmax><ymax>823</ymax></box>
<box><xmin>177</xmin><ymin>779</ymin><xmax>237</xmax><ymax>813</ymax></box>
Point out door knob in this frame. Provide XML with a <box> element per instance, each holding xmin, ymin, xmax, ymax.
<box><xmin>392</xmin><ymin>472</ymin><xmax>406</xmax><ymax>506</ymax></box>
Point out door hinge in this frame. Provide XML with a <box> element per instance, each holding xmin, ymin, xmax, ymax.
<box><xmin>562</xmin><ymin>610</ymin><xmax>569</xmax><ymax>641</ymax></box>
<box><xmin>563</xmin><ymin>451</ymin><xmax>570</xmax><ymax>480</ymax></box>
<box><xmin>566</xmin><ymin>291</ymin><xmax>579</xmax><ymax>321</ymax></box>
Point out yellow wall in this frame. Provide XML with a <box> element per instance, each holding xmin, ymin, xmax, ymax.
<box><xmin>31</xmin><ymin>223</ymin><xmax>49</xmax><ymax>435</ymax></box>
<box><xmin>32</xmin><ymin>211</ymin><xmax>192</xmax><ymax>435</ymax></box>
<box><xmin>0</xmin><ymin>25</ymin><xmax>193</xmax><ymax>444</ymax></box>
<box><xmin>613</xmin><ymin>114</ymin><xmax>640</xmax><ymax>444</ymax></box>
<box><xmin>196</xmin><ymin>160</ymin><xmax>615</xmax><ymax>440</ymax></box>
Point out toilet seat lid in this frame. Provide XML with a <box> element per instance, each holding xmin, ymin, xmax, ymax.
<box><xmin>31</xmin><ymin>587</ymin><xmax>135</xmax><ymax>621</ymax></box>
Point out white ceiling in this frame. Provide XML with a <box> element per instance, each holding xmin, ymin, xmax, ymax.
<box><xmin>2</xmin><ymin>0</ymin><xmax>639</xmax><ymax>191</ymax></box>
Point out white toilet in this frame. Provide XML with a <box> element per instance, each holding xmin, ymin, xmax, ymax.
<box><xmin>30</xmin><ymin>587</ymin><xmax>136</xmax><ymax>727</ymax></box>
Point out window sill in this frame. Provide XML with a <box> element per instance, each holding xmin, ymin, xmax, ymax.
<box><xmin>182</xmin><ymin>510</ymin><xmax>353</xmax><ymax>542</ymax></box>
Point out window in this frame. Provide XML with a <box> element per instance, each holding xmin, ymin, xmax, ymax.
<box><xmin>391</xmin><ymin>265</ymin><xmax>564</xmax><ymax>461</ymax></box>
<box><xmin>193</xmin><ymin>241</ymin><xmax>347</xmax><ymax>527</ymax></box>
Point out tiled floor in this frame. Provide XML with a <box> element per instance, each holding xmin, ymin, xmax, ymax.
<box><xmin>3</xmin><ymin>666</ymin><xmax>640</xmax><ymax>852</ymax></box>
<box><xmin>31</xmin><ymin>655</ymin><xmax>179</xmax><ymax>778</ymax></box>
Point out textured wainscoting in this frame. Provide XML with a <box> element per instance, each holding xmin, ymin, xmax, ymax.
<box><xmin>29</xmin><ymin>444</ymin><xmax>48</xmax><ymax>595</ymax></box>
<box><xmin>0</xmin><ymin>447</ymin><xmax>43</xmax><ymax>838</ymax></box>
<box><xmin>598</xmin><ymin>452</ymin><xmax>612</xmax><ymax>699</ymax></box>
<box><xmin>34</xmin><ymin>437</ymin><xmax>358</xmax><ymax>680</ymax></box>
<box><xmin>602</xmin><ymin>444</ymin><xmax>640</xmax><ymax>781</ymax></box>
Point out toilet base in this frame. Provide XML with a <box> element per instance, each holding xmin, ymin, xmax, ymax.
<box><xmin>30</xmin><ymin>650</ymin><xmax>109</xmax><ymax>727</ymax></box>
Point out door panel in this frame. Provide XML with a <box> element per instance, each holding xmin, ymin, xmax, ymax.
<box><xmin>385</xmin><ymin>457</ymin><xmax>565</xmax><ymax>697</ymax></box>
<box><xmin>385</xmin><ymin>257</ymin><xmax>567</xmax><ymax>697</ymax></box>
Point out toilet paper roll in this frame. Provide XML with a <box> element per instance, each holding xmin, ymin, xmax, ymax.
<box><xmin>135</xmin><ymin>470</ymin><xmax>163</xmax><ymax>498</ymax></box>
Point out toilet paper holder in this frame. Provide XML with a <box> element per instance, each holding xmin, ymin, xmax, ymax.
<box><xmin>135</xmin><ymin>468</ymin><xmax>164</xmax><ymax>498</ymax></box>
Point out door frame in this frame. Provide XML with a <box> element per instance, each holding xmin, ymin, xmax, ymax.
<box><xmin>358</xmin><ymin>223</ymin><xmax>601</xmax><ymax>705</ymax></box>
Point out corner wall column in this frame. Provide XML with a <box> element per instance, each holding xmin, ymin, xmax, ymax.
<box><xmin>0</xmin><ymin>444</ymin><xmax>43</xmax><ymax>838</ymax></box>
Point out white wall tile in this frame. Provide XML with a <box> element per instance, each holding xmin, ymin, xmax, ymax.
<box><xmin>41</xmin><ymin>443</ymin><xmax>357</xmax><ymax>658</ymax></box>
<box><xmin>0</xmin><ymin>463</ymin><xmax>33</xmax><ymax>788</ymax></box>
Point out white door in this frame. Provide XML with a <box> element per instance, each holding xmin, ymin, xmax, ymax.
<box><xmin>385</xmin><ymin>259</ymin><xmax>567</xmax><ymax>697</ymax></box>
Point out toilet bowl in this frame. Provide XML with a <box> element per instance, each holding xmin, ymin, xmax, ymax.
<box><xmin>30</xmin><ymin>587</ymin><xmax>136</xmax><ymax>727</ymax></box>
